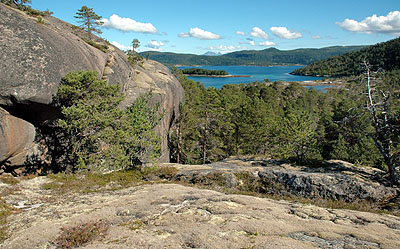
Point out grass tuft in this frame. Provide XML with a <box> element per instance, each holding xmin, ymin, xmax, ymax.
<box><xmin>41</xmin><ymin>166</ymin><xmax>179</xmax><ymax>195</ymax></box>
<box><xmin>82</xmin><ymin>38</ymin><xmax>108</xmax><ymax>53</ymax></box>
<box><xmin>0</xmin><ymin>198</ymin><xmax>12</xmax><ymax>243</ymax></box>
<box><xmin>0</xmin><ymin>176</ymin><xmax>20</xmax><ymax>185</ymax></box>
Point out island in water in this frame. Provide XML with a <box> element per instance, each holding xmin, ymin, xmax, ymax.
<box><xmin>181</xmin><ymin>67</ymin><xmax>250</xmax><ymax>78</ymax></box>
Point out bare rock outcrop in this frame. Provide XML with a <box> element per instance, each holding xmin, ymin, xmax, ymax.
<box><xmin>1</xmin><ymin>179</ymin><xmax>400</xmax><ymax>249</ymax></box>
<box><xmin>166</xmin><ymin>157</ymin><xmax>399</xmax><ymax>204</ymax></box>
<box><xmin>0</xmin><ymin>107</ymin><xmax>35</xmax><ymax>170</ymax></box>
<box><xmin>0</xmin><ymin>4</ymin><xmax>184</xmax><ymax>167</ymax></box>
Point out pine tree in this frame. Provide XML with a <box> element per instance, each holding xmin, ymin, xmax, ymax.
<box><xmin>55</xmin><ymin>71</ymin><xmax>161</xmax><ymax>172</ymax></box>
<box><xmin>126</xmin><ymin>39</ymin><xmax>144</xmax><ymax>67</ymax></box>
<box><xmin>0</xmin><ymin>0</ymin><xmax>31</xmax><ymax>6</ymax></box>
<box><xmin>74</xmin><ymin>6</ymin><xmax>103</xmax><ymax>40</ymax></box>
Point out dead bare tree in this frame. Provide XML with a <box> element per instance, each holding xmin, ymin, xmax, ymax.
<box><xmin>364</xmin><ymin>60</ymin><xmax>399</xmax><ymax>186</ymax></box>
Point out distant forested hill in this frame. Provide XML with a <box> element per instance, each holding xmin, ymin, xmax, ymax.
<box><xmin>292</xmin><ymin>37</ymin><xmax>400</xmax><ymax>77</ymax></box>
<box><xmin>141</xmin><ymin>46</ymin><xmax>364</xmax><ymax>66</ymax></box>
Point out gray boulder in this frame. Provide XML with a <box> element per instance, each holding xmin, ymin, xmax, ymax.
<box><xmin>163</xmin><ymin>157</ymin><xmax>398</xmax><ymax>203</ymax></box>
<box><xmin>0</xmin><ymin>107</ymin><xmax>35</xmax><ymax>169</ymax></box>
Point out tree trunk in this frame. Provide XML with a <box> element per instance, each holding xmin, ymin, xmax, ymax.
<box><xmin>177</xmin><ymin>121</ymin><xmax>181</xmax><ymax>164</ymax></box>
<box><xmin>364</xmin><ymin>60</ymin><xmax>399</xmax><ymax>186</ymax></box>
<box><xmin>202</xmin><ymin>111</ymin><xmax>208</xmax><ymax>164</ymax></box>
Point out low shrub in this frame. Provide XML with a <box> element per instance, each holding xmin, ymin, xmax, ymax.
<box><xmin>54</xmin><ymin>220</ymin><xmax>109</xmax><ymax>248</ymax></box>
<box><xmin>82</xmin><ymin>38</ymin><xmax>108</xmax><ymax>53</ymax></box>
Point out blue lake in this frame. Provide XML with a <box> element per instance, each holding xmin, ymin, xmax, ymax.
<box><xmin>178</xmin><ymin>65</ymin><xmax>330</xmax><ymax>91</ymax></box>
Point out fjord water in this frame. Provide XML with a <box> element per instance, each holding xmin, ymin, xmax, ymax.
<box><xmin>179</xmin><ymin>65</ymin><xmax>323</xmax><ymax>89</ymax></box>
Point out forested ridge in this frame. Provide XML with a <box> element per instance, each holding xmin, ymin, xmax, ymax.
<box><xmin>181</xmin><ymin>68</ymin><xmax>229</xmax><ymax>76</ymax></box>
<box><xmin>292</xmin><ymin>37</ymin><xmax>400</xmax><ymax>77</ymax></box>
<box><xmin>141</xmin><ymin>46</ymin><xmax>364</xmax><ymax>66</ymax></box>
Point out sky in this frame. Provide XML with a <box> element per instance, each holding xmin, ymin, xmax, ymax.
<box><xmin>31</xmin><ymin>0</ymin><xmax>400</xmax><ymax>55</ymax></box>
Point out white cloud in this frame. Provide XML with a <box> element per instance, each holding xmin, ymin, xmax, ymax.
<box><xmin>249</xmin><ymin>40</ymin><xmax>256</xmax><ymax>46</ymax></box>
<box><xmin>111</xmin><ymin>41</ymin><xmax>132</xmax><ymax>51</ymax></box>
<box><xmin>178</xmin><ymin>27</ymin><xmax>221</xmax><ymax>40</ymax></box>
<box><xmin>259</xmin><ymin>41</ymin><xmax>276</xmax><ymax>46</ymax></box>
<box><xmin>178</xmin><ymin>32</ymin><xmax>190</xmax><ymax>38</ymax></box>
<box><xmin>101</xmin><ymin>14</ymin><xmax>157</xmax><ymax>33</ymax></box>
<box><xmin>235</xmin><ymin>31</ymin><xmax>245</xmax><ymax>36</ymax></box>
<box><xmin>209</xmin><ymin>45</ymin><xmax>241</xmax><ymax>53</ymax></box>
<box><xmin>146</xmin><ymin>40</ymin><xmax>165</xmax><ymax>51</ymax></box>
<box><xmin>189</xmin><ymin>27</ymin><xmax>221</xmax><ymax>40</ymax></box>
<box><xmin>270</xmin><ymin>27</ymin><xmax>302</xmax><ymax>39</ymax></box>
<box><xmin>312</xmin><ymin>35</ymin><xmax>321</xmax><ymax>39</ymax></box>
<box><xmin>338</xmin><ymin>11</ymin><xmax>400</xmax><ymax>35</ymax></box>
<box><xmin>250</xmin><ymin>27</ymin><xmax>270</xmax><ymax>40</ymax></box>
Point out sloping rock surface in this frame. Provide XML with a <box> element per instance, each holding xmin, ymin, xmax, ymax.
<box><xmin>167</xmin><ymin>158</ymin><xmax>399</xmax><ymax>203</ymax></box>
<box><xmin>0</xmin><ymin>4</ymin><xmax>184</xmax><ymax>163</ymax></box>
<box><xmin>1</xmin><ymin>178</ymin><xmax>400</xmax><ymax>249</ymax></box>
<box><xmin>0</xmin><ymin>5</ymin><xmax>106</xmax><ymax>106</ymax></box>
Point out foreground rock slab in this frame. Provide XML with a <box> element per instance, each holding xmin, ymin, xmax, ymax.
<box><xmin>2</xmin><ymin>178</ymin><xmax>400</xmax><ymax>249</ymax></box>
<box><xmin>168</xmin><ymin>158</ymin><xmax>399</xmax><ymax>204</ymax></box>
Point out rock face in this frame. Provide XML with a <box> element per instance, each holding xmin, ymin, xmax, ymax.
<box><xmin>1</xmin><ymin>178</ymin><xmax>400</xmax><ymax>249</ymax></box>
<box><xmin>167</xmin><ymin>157</ymin><xmax>399</xmax><ymax>204</ymax></box>
<box><xmin>0</xmin><ymin>107</ymin><xmax>35</xmax><ymax>169</ymax></box>
<box><xmin>0</xmin><ymin>4</ymin><xmax>184</xmax><ymax>167</ymax></box>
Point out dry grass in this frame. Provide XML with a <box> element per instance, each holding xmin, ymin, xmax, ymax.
<box><xmin>0</xmin><ymin>198</ymin><xmax>12</xmax><ymax>243</ymax></box>
<box><xmin>41</xmin><ymin>166</ymin><xmax>179</xmax><ymax>195</ymax></box>
<box><xmin>0</xmin><ymin>176</ymin><xmax>20</xmax><ymax>185</ymax></box>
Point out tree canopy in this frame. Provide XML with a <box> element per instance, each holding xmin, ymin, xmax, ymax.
<box><xmin>54</xmin><ymin>71</ymin><xmax>162</xmax><ymax>172</ymax></box>
<box><xmin>169</xmin><ymin>67</ymin><xmax>400</xmax><ymax>175</ymax></box>
<box><xmin>74</xmin><ymin>6</ymin><xmax>103</xmax><ymax>39</ymax></box>
<box><xmin>292</xmin><ymin>37</ymin><xmax>400</xmax><ymax>77</ymax></box>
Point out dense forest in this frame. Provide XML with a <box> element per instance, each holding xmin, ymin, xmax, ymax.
<box><xmin>292</xmin><ymin>37</ymin><xmax>400</xmax><ymax>77</ymax></box>
<box><xmin>181</xmin><ymin>68</ymin><xmax>229</xmax><ymax>76</ymax></box>
<box><xmin>141</xmin><ymin>46</ymin><xmax>364</xmax><ymax>66</ymax></box>
<box><xmin>168</xmin><ymin>67</ymin><xmax>400</xmax><ymax>176</ymax></box>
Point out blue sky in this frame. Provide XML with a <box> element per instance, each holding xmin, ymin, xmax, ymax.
<box><xmin>31</xmin><ymin>0</ymin><xmax>400</xmax><ymax>54</ymax></box>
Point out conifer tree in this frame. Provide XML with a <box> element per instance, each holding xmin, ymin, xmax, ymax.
<box><xmin>74</xmin><ymin>6</ymin><xmax>103</xmax><ymax>40</ymax></box>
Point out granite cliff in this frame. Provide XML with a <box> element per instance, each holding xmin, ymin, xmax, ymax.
<box><xmin>0</xmin><ymin>4</ymin><xmax>184</xmax><ymax>171</ymax></box>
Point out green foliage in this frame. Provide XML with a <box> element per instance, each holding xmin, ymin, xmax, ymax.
<box><xmin>270</xmin><ymin>111</ymin><xmax>320</xmax><ymax>164</ymax></box>
<box><xmin>292</xmin><ymin>37</ymin><xmax>400</xmax><ymax>77</ymax></box>
<box><xmin>36</xmin><ymin>16</ymin><xmax>44</xmax><ymax>24</ymax></box>
<box><xmin>141</xmin><ymin>46</ymin><xmax>364</xmax><ymax>66</ymax></box>
<box><xmin>55</xmin><ymin>220</ymin><xmax>109</xmax><ymax>248</ymax></box>
<box><xmin>81</xmin><ymin>37</ymin><xmax>108</xmax><ymax>53</ymax></box>
<box><xmin>126</xmin><ymin>39</ymin><xmax>144</xmax><ymax>67</ymax></box>
<box><xmin>1</xmin><ymin>0</ymin><xmax>53</xmax><ymax>17</ymax></box>
<box><xmin>74</xmin><ymin>6</ymin><xmax>103</xmax><ymax>39</ymax></box>
<box><xmin>0</xmin><ymin>0</ymin><xmax>30</xmax><ymax>7</ymax></box>
<box><xmin>55</xmin><ymin>71</ymin><xmax>161</xmax><ymax>172</ymax></box>
<box><xmin>170</xmin><ymin>67</ymin><xmax>397</xmax><ymax>169</ymax></box>
<box><xmin>181</xmin><ymin>68</ymin><xmax>228</xmax><ymax>76</ymax></box>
